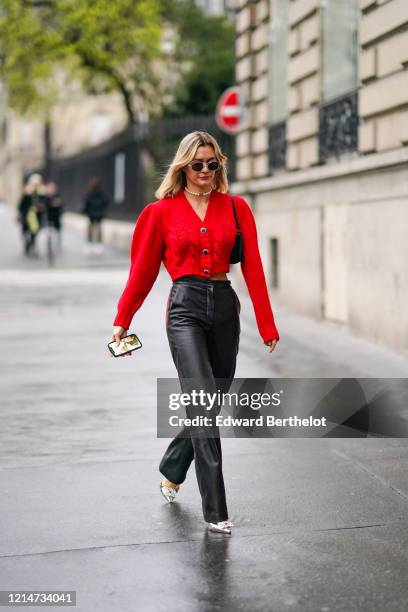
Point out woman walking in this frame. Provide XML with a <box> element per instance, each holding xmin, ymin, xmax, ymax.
<box><xmin>111</xmin><ymin>131</ymin><xmax>280</xmax><ymax>534</ymax></box>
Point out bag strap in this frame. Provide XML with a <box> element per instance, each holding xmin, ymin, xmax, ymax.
<box><xmin>230</xmin><ymin>194</ymin><xmax>241</xmax><ymax>234</ymax></box>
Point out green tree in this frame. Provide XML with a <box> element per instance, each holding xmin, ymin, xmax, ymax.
<box><xmin>0</xmin><ymin>0</ymin><xmax>234</xmax><ymax>123</ymax></box>
<box><xmin>0</xmin><ymin>0</ymin><xmax>163</xmax><ymax>123</ymax></box>
<box><xmin>162</xmin><ymin>0</ymin><xmax>235</xmax><ymax>117</ymax></box>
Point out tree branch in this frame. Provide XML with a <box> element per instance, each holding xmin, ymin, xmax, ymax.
<box><xmin>77</xmin><ymin>50</ymin><xmax>136</xmax><ymax>124</ymax></box>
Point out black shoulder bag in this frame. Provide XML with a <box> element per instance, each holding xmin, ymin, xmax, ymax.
<box><xmin>229</xmin><ymin>195</ymin><xmax>244</xmax><ymax>264</ymax></box>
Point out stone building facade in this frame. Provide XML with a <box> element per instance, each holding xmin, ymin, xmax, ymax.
<box><xmin>232</xmin><ymin>0</ymin><xmax>408</xmax><ymax>352</ymax></box>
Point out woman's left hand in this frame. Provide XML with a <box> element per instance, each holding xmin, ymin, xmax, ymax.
<box><xmin>266</xmin><ymin>339</ymin><xmax>278</xmax><ymax>353</ymax></box>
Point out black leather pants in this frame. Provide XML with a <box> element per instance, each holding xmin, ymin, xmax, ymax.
<box><xmin>159</xmin><ymin>275</ymin><xmax>241</xmax><ymax>523</ymax></box>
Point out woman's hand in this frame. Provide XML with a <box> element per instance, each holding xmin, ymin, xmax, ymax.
<box><xmin>108</xmin><ymin>326</ymin><xmax>131</xmax><ymax>357</ymax></box>
<box><xmin>266</xmin><ymin>339</ymin><xmax>278</xmax><ymax>353</ymax></box>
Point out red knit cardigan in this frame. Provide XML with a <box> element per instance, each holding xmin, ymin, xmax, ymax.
<box><xmin>113</xmin><ymin>189</ymin><xmax>280</xmax><ymax>344</ymax></box>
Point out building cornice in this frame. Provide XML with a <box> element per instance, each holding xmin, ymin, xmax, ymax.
<box><xmin>231</xmin><ymin>146</ymin><xmax>408</xmax><ymax>195</ymax></box>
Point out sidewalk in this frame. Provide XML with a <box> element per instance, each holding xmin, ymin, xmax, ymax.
<box><xmin>1</xmin><ymin>203</ymin><xmax>407</xmax><ymax>612</ymax></box>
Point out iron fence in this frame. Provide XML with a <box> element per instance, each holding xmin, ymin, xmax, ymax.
<box><xmin>47</xmin><ymin>116</ymin><xmax>236</xmax><ymax>222</ymax></box>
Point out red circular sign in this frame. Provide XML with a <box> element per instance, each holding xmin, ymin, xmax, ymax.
<box><xmin>215</xmin><ymin>87</ymin><xmax>242</xmax><ymax>135</ymax></box>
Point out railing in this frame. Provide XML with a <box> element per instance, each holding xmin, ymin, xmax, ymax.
<box><xmin>268</xmin><ymin>121</ymin><xmax>287</xmax><ymax>172</ymax></box>
<box><xmin>319</xmin><ymin>90</ymin><xmax>358</xmax><ymax>162</ymax></box>
<box><xmin>35</xmin><ymin>116</ymin><xmax>236</xmax><ymax>222</ymax></box>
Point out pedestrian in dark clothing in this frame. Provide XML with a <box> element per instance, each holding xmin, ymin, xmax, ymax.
<box><xmin>82</xmin><ymin>178</ymin><xmax>109</xmax><ymax>254</ymax></box>
<box><xmin>17</xmin><ymin>173</ymin><xmax>47</xmax><ymax>257</ymax></box>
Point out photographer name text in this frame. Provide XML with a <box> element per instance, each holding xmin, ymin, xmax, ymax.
<box><xmin>168</xmin><ymin>415</ymin><xmax>327</xmax><ymax>428</ymax></box>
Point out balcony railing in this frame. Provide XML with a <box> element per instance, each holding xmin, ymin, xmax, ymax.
<box><xmin>319</xmin><ymin>90</ymin><xmax>358</xmax><ymax>162</ymax></box>
<box><xmin>268</xmin><ymin>121</ymin><xmax>287</xmax><ymax>172</ymax></box>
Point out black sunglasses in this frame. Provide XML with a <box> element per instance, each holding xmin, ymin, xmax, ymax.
<box><xmin>188</xmin><ymin>160</ymin><xmax>220</xmax><ymax>172</ymax></box>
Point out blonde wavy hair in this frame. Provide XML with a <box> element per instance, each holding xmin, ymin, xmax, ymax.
<box><xmin>155</xmin><ymin>131</ymin><xmax>229</xmax><ymax>200</ymax></box>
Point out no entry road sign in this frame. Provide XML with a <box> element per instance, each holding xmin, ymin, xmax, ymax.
<box><xmin>215</xmin><ymin>86</ymin><xmax>243</xmax><ymax>135</ymax></box>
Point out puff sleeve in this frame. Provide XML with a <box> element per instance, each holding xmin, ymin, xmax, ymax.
<box><xmin>113</xmin><ymin>202</ymin><xmax>164</xmax><ymax>329</ymax></box>
<box><xmin>235</xmin><ymin>196</ymin><xmax>280</xmax><ymax>344</ymax></box>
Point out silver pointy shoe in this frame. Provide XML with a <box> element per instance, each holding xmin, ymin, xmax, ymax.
<box><xmin>160</xmin><ymin>480</ymin><xmax>179</xmax><ymax>503</ymax></box>
<box><xmin>208</xmin><ymin>520</ymin><xmax>234</xmax><ymax>534</ymax></box>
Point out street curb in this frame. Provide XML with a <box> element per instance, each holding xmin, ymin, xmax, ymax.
<box><xmin>63</xmin><ymin>212</ymin><xmax>134</xmax><ymax>254</ymax></box>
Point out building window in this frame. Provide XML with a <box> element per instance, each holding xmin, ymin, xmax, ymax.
<box><xmin>268</xmin><ymin>121</ymin><xmax>286</xmax><ymax>171</ymax></box>
<box><xmin>319</xmin><ymin>0</ymin><xmax>359</xmax><ymax>161</ymax></box>
<box><xmin>268</xmin><ymin>0</ymin><xmax>288</xmax><ymax>171</ymax></box>
<box><xmin>269</xmin><ymin>237</ymin><xmax>279</xmax><ymax>289</ymax></box>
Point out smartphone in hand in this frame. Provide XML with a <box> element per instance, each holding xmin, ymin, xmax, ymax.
<box><xmin>108</xmin><ymin>333</ymin><xmax>142</xmax><ymax>357</ymax></box>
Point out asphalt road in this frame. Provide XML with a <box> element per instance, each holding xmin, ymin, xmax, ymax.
<box><xmin>1</xmin><ymin>203</ymin><xmax>408</xmax><ymax>612</ymax></box>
